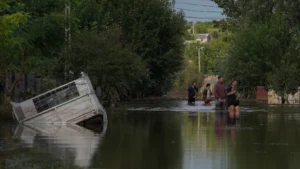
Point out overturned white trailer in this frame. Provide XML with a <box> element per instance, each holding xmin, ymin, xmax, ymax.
<box><xmin>11</xmin><ymin>72</ymin><xmax>107</xmax><ymax>124</ymax></box>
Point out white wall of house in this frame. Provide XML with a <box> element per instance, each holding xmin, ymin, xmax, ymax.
<box><xmin>268</xmin><ymin>88</ymin><xmax>300</xmax><ymax>104</ymax></box>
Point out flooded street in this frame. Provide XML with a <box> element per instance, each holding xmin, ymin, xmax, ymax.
<box><xmin>1</xmin><ymin>100</ymin><xmax>300</xmax><ymax>169</ymax></box>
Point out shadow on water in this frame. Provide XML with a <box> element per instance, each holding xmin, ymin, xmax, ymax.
<box><xmin>1</xmin><ymin>100</ymin><xmax>300</xmax><ymax>169</ymax></box>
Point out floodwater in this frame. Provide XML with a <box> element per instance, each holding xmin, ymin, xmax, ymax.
<box><xmin>1</xmin><ymin>100</ymin><xmax>300</xmax><ymax>169</ymax></box>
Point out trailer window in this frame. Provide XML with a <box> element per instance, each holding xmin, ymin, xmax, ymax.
<box><xmin>33</xmin><ymin>82</ymin><xmax>80</xmax><ymax>113</ymax></box>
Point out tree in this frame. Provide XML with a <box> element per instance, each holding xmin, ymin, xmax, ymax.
<box><xmin>224</xmin><ymin>21</ymin><xmax>274</xmax><ymax>87</ymax></box>
<box><xmin>213</xmin><ymin>19</ymin><xmax>237</xmax><ymax>32</ymax></box>
<box><xmin>212</xmin><ymin>0</ymin><xmax>275</xmax><ymax>21</ymax></box>
<box><xmin>1</xmin><ymin>0</ymin><xmax>186</xmax><ymax>107</ymax></box>
<box><xmin>202</xmin><ymin>36</ymin><xmax>230</xmax><ymax>74</ymax></box>
<box><xmin>194</xmin><ymin>23</ymin><xmax>208</xmax><ymax>33</ymax></box>
<box><xmin>218</xmin><ymin>12</ymin><xmax>300</xmax><ymax>100</ymax></box>
<box><xmin>183</xmin><ymin>35</ymin><xmax>230</xmax><ymax>75</ymax></box>
<box><xmin>0</xmin><ymin>1</ymin><xmax>29</xmax><ymax>103</ymax></box>
<box><xmin>74</xmin><ymin>0</ymin><xmax>186</xmax><ymax>96</ymax></box>
<box><xmin>213</xmin><ymin>0</ymin><xmax>300</xmax><ymax>27</ymax></box>
<box><xmin>70</xmin><ymin>28</ymin><xmax>147</xmax><ymax>106</ymax></box>
<box><xmin>267</xmin><ymin>61</ymin><xmax>300</xmax><ymax>104</ymax></box>
<box><xmin>267</xmin><ymin>30</ymin><xmax>300</xmax><ymax>104</ymax></box>
<box><xmin>174</xmin><ymin>58</ymin><xmax>204</xmax><ymax>90</ymax></box>
<box><xmin>19</xmin><ymin>0</ymin><xmax>65</xmax><ymax>79</ymax></box>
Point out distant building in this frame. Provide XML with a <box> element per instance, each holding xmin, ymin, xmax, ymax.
<box><xmin>194</xmin><ymin>33</ymin><xmax>211</xmax><ymax>43</ymax></box>
<box><xmin>256</xmin><ymin>86</ymin><xmax>300</xmax><ymax>104</ymax></box>
<box><xmin>184</xmin><ymin>33</ymin><xmax>211</xmax><ymax>45</ymax></box>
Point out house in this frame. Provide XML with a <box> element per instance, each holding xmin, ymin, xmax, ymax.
<box><xmin>195</xmin><ymin>33</ymin><xmax>211</xmax><ymax>43</ymax></box>
<box><xmin>256</xmin><ymin>86</ymin><xmax>300</xmax><ymax>104</ymax></box>
<box><xmin>184</xmin><ymin>33</ymin><xmax>212</xmax><ymax>45</ymax></box>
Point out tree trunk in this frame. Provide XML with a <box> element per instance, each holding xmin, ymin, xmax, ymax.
<box><xmin>25</xmin><ymin>74</ymin><xmax>28</xmax><ymax>92</ymax></box>
<box><xmin>4</xmin><ymin>73</ymin><xmax>10</xmax><ymax>107</ymax></box>
<box><xmin>4</xmin><ymin>49</ymin><xmax>26</xmax><ymax>106</ymax></box>
<box><xmin>11</xmin><ymin>72</ymin><xmax>15</xmax><ymax>101</ymax></box>
<box><xmin>285</xmin><ymin>94</ymin><xmax>290</xmax><ymax>104</ymax></box>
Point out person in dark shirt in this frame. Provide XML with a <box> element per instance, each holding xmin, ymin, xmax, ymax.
<box><xmin>0</xmin><ymin>82</ymin><xmax>5</xmax><ymax>92</ymax></box>
<box><xmin>227</xmin><ymin>80</ymin><xmax>240</xmax><ymax>114</ymax></box>
<box><xmin>187</xmin><ymin>82</ymin><xmax>198</xmax><ymax>104</ymax></box>
<box><xmin>214</xmin><ymin>76</ymin><xmax>226</xmax><ymax>110</ymax></box>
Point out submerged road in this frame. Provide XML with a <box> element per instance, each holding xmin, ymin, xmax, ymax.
<box><xmin>1</xmin><ymin>100</ymin><xmax>300</xmax><ymax>169</ymax></box>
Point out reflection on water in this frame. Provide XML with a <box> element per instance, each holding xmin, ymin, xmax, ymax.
<box><xmin>13</xmin><ymin>122</ymin><xmax>107</xmax><ymax>168</ymax></box>
<box><xmin>1</xmin><ymin>101</ymin><xmax>300</xmax><ymax>169</ymax></box>
<box><xmin>127</xmin><ymin>100</ymin><xmax>259</xmax><ymax>113</ymax></box>
<box><xmin>127</xmin><ymin>100</ymin><xmax>215</xmax><ymax>112</ymax></box>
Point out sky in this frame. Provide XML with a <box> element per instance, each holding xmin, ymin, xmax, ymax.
<box><xmin>174</xmin><ymin>0</ymin><xmax>227</xmax><ymax>22</ymax></box>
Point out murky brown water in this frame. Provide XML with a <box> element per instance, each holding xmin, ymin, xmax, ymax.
<box><xmin>1</xmin><ymin>100</ymin><xmax>300</xmax><ymax>169</ymax></box>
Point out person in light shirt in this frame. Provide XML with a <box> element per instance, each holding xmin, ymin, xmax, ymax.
<box><xmin>202</xmin><ymin>83</ymin><xmax>212</xmax><ymax>105</ymax></box>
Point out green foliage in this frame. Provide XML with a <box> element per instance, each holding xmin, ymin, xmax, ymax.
<box><xmin>74</xmin><ymin>0</ymin><xmax>186</xmax><ymax>96</ymax></box>
<box><xmin>1</xmin><ymin>0</ymin><xmax>186</xmax><ymax>105</ymax></box>
<box><xmin>213</xmin><ymin>0</ymin><xmax>300</xmax><ymax>27</ymax></box>
<box><xmin>175</xmin><ymin>24</ymin><xmax>231</xmax><ymax>89</ymax></box>
<box><xmin>174</xmin><ymin>59</ymin><xmax>204</xmax><ymax>89</ymax></box>
<box><xmin>20</xmin><ymin>0</ymin><xmax>65</xmax><ymax>77</ymax></box>
<box><xmin>213</xmin><ymin>0</ymin><xmax>300</xmax><ymax>102</ymax></box>
<box><xmin>0</xmin><ymin>1</ymin><xmax>28</xmax><ymax>74</ymax></box>
<box><xmin>267</xmin><ymin>61</ymin><xmax>300</xmax><ymax>102</ymax></box>
<box><xmin>0</xmin><ymin>0</ymin><xmax>67</xmax><ymax>103</ymax></box>
<box><xmin>203</xmin><ymin>36</ymin><xmax>230</xmax><ymax>74</ymax></box>
<box><xmin>193</xmin><ymin>21</ymin><xmax>220</xmax><ymax>34</ymax></box>
<box><xmin>70</xmin><ymin>28</ymin><xmax>146</xmax><ymax>106</ymax></box>
<box><xmin>194</xmin><ymin>23</ymin><xmax>208</xmax><ymax>34</ymax></box>
<box><xmin>212</xmin><ymin>0</ymin><xmax>275</xmax><ymax>21</ymax></box>
<box><xmin>267</xmin><ymin>30</ymin><xmax>300</xmax><ymax>101</ymax></box>
<box><xmin>0</xmin><ymin>0</ymin><xmax>64</xmax><ymax>76</ymax></box>
<box><xmin>183</xmin><ymin>29</ymin><xmax>195</xmax><ymax>40</ymax></box>
<box><xmin>183</xmin><ymin>28</ymin><xmax>230</xmax><ymax>76</ymax></box>
<box><xmin>212</xmin><ymin>19</ymin><xmax>237</xmax><ymax>32</ymax></box>
<box><xmin>225</xmin><ymin>21</ymin><xmax>274</xmax><ymax>87</ymax></box>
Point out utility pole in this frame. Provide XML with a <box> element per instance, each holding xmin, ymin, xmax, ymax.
<box><xmin>198</xmin><ymin>47</ymin><xmax>200</xmax><ymax>72</ymax></box>
<box><xmin>64</xmin><ymin>0</ymin><xmax>71</xmax><ymax>81</ymax></box>
<box><xmin>193</xmin><ymin>22</ymin><xmax>195</xmax><ymax>35</ymax></box>
<box><xmin>198</xmin><ymin>47</ymin><xmax>203</xmax><ymax>72</ymax></box>
<box><xmin>171</xmin><ymin>0</ymin><xmax>175</xmax><ymax>8</ymax></box>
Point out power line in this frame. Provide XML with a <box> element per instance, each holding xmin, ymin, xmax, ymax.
<box><xmin>176</xmin><ymin>2</ymin><xmax>219</xmax><ymax>8</ymax></box>
<box><xmin>185</xmin><ymin>16</ymin><xmax>227</xmax><ymax>20</ymax></box>
<box><xmin>176</xmin><ymin>8</ymin><xmax>223</xmax><ymax>13</ymax></box>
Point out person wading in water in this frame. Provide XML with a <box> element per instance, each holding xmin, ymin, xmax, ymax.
<box><xmin>226</xmin><ymin>80</ymin><xmax>240</xmax><ymax>117</ymax></box>
<box><xmin>187</xmin><ymin>82</ymin><xmax>198</xmax><ymax>104</ymax></box>
<box><xmin>202</xmin><ymin>83</ymin><xmax>212</xmax><ymax>105</ymax></box>
<box><xmin>214</xmin><ymin>76</ymin><xmax>226</xmax><ymax>110</ymax></box>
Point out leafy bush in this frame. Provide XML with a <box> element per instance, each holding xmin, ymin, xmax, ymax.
<box><xmin>70</xmin><ymin>28</ymin><xmax>147</xmax><ymax>106</ymax></box>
